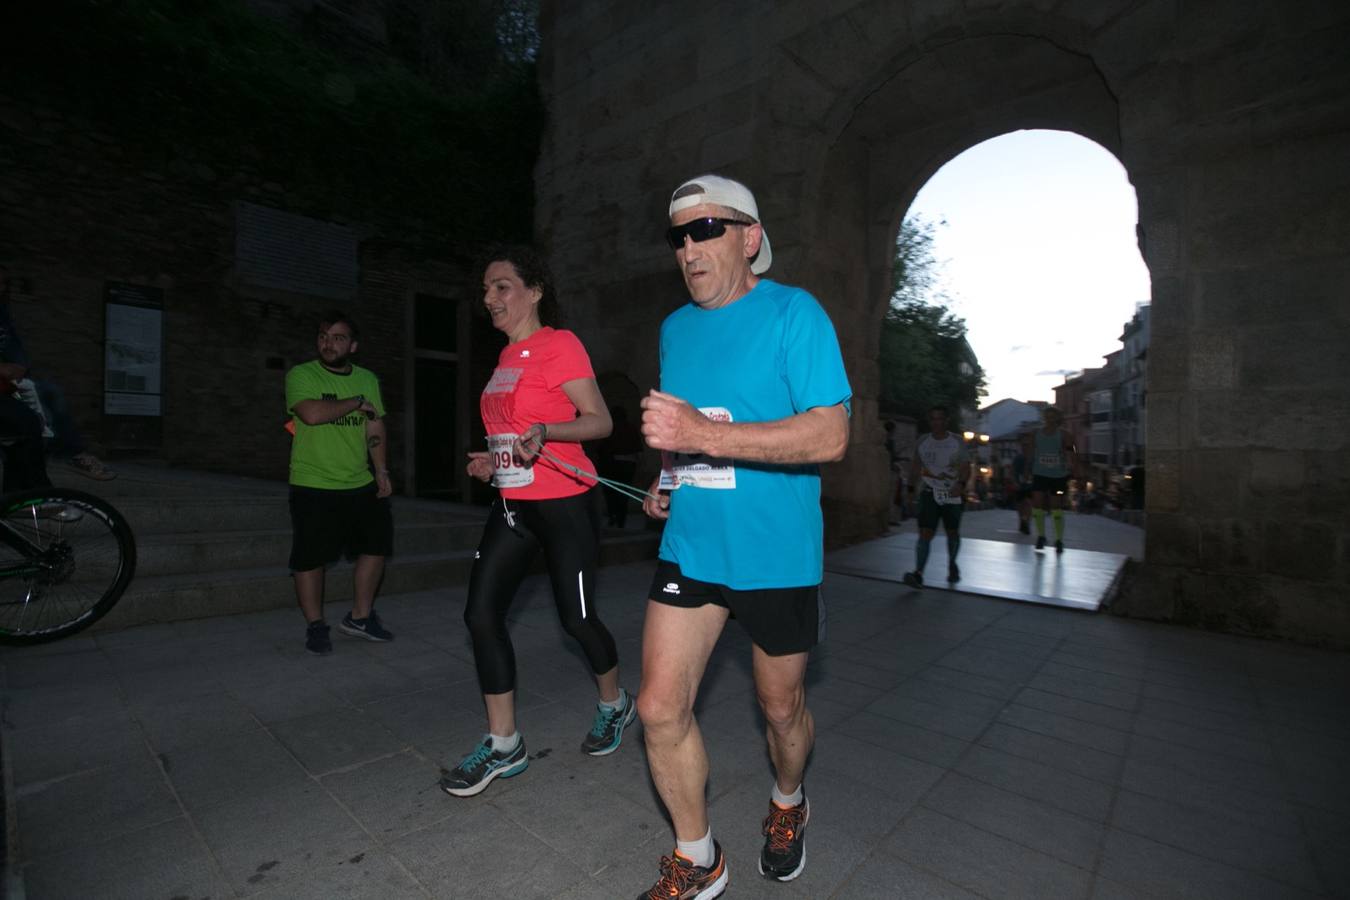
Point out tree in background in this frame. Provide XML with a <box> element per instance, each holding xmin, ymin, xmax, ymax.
<box><xmin>879</xmin><ymin>216</ymin><xmax>987</xmax><ymax>430</ymax></box>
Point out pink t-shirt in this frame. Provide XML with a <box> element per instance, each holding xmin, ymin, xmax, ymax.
<box><xmin>479</xmin><ymin>327</ymin><xmax>598</xmax><ymax>500</ymax></box>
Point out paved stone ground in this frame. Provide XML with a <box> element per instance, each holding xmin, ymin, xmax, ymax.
<box><xmin>2</xmin><ymin>553</ymin><xmax>1348</xmax><ymax>899</ymax></box>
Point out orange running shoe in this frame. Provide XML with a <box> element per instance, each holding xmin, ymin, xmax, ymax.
<box><xmin>637</xmin><ymin>842</ymin><xmax>727</xmax><ymax>899</ymax></box>
<box><xmin>759</xmin><ymin>796</ymin><xmax>809</xmax><ymax>881</ymax></box>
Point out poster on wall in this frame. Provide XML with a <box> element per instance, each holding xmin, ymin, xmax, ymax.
<box><xmin>104</xmin><ymin>282</ymin><xmax>164</xmax><ymax>416</ymax></box>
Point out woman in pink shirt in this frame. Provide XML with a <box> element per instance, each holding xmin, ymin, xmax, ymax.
<box><xmin>440</xmin><ymin>246</ymin><xmax>635</xmax><ymax>798</ymax></box>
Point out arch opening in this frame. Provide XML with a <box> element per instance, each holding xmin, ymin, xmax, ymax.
<box><xmin>881</xmin><ymin>130</ymin><xmax>1150</xmax><ymax>593</ymax></box>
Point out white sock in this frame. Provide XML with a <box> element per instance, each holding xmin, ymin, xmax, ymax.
<box><xmin>598</xmin><ymin>686</ymin><xmax>626</xmax><ymax>710</ymax></box>
<box><xmin>675</xmin><ymin>827</ymin><xmax>715</xmax><ymax>868</ymax></box>
<box><xmin>772</xmin><ymin>782</ymin><xmax>803</xmax><ymax>808</ymax></box>
<box><xmin>488</xmin><ymin>732</ymin><xmax>519</xmax><ymax>752</ymax></box>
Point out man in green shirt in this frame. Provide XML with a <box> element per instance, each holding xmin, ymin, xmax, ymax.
<box><xmin>286</xmin><ymin>311</ymin><xmax>394</xmax><ymax>654</ymax></box>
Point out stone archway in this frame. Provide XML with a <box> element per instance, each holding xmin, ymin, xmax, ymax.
<box><xmin>537</xmin><ymin>2</ymin><xmax>1350</xmax><ymax>644</ymax></box>
<box><xmin>793</xmin><ymin>33</ymin><xmax>1128</xmax><ymax>545</ymax></box>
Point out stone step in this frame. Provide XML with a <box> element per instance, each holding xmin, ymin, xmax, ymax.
<box><xmin>92</xmin><ymin>531</ymin><xmax>660</xmax><ymax>632</ymax></box>
<box><xmin>108</xmin><ymin>495</ymin><xmax>478</xmax><ymax>535</ymax></box>
<box><xmin>133</xmin><ymin>520</ymin><xmax>484</xmax><ymax>577</ymax></box>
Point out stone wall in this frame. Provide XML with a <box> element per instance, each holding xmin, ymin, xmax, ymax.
<box><xmin>536</xmin><ymin>1</ymin><xmax>1350</xmax><ymax>643</ymax></box>
<box><xmin>0</xmin><ymin>94</ymin><xmax>482</xmax><ymax>489</ymax></box>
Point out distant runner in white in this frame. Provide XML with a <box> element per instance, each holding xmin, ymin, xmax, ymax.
<box><xmin>903</xmin><ymin>405</ymin><xmax>971</xmax><ymax>587</ymax></box>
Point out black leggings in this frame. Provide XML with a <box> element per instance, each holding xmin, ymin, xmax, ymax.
<box><xmin>464</xmin><ymin>489</ymin><xmax>618</xmax><ymax>695</ymax></box>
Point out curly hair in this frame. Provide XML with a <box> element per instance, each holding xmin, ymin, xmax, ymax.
<box><xmin>480</xmin><ymin>244</ymin><xmax>560</xmax><ymax>328</ymax></box>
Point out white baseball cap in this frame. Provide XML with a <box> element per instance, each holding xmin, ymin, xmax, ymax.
<box><xmin>669</xmin><ymin>174</ymin><xmax>773</xmax><ymax>274</ymax></box>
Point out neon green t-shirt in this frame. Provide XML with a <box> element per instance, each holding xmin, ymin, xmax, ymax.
<box><xmin>285</xmin><ymin>360</ymin><xmax>386</xmax><ymax>490</ymax></box>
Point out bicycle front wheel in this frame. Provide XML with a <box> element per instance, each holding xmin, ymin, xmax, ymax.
<box><xmin>0</xmin><ymin>488</ymin><xmax>137</xmax><ymax>645</ymax></box>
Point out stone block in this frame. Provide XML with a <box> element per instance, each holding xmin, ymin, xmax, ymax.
<box><xmin>1188</xmin><ymin>332</ymin><xmax>1236</xmax><ymax>390</ymax></box>
<box><xmin>1118</xmin><ymin>68</ymin><xmax>1186</xmax><ymax>153</ymax></box>
<box><xmin>1117</xmin><ymin>566</ymin><xmax>1182</xmax><ymax>623</ymax></box>
<box><xmin>1267</xmin><ymin>577</ymin><xmax>1350</xmax><ymax>648</ymax></box>
<box><xmin>885</xmin><ymin>805</ymin><xmax>1092</xmax><ymax>898</ymax></box>
<box><xmin>1181</xmin><ymin>448</ymin><xmax>1248</xmax><ymax>516</ymax></box>
<box><xmin>1101</xmin><ymin>825</ymin><xmax>1304</xmax><ymax>899</ymax></box>
<box><xmin>923</xmin><ymin>773</ymin><xmax>1105</xmax><ymax>868</ymax></box>
<box><xmin>1195</xmin><ymin>572</ymin><xmax>1281</xmax><ymax>635</ymax></box>
<box><xmin>906</xmin><ymin>0</ymin><xmax>969</xmax><ymax>41</ymax></box>
<box><xmin>1144</xmin><ymin>391</ymin><xmax>1180</xmax><ymax>450</ymax></box>
<box><xmin>696</xmin><ymin>122</ymin><xmax>754</xmax><ymax>177</ymax></box>
<box><xmin>1091</xmin><ymin>0</ymin><xmax>1177</xmax><ymax>81</ymax></box>
<box><xmin>1195</xmin><ymin>255</ymin><xmax>1350</xmax><ymax>329</ymax></box>
<box><xmin>1146</xmin><ymin>333</ymin><xmax>1188</xmax><ymax>392</ymax></box>
<box><xmin>1145</xmin><ymin>512</ymin><xmax>1198</xmax><ymax>567</ymax></box>
<box><xmin>1249</xmin><ymin>448</ymin><xmax>1305</xmax><ymax>497</ymax></box>
<box><xmin>766</xmin><ymin>53</ymin><xmax>847</xmax><ymax>129</ymax></box>
<box><xmin>1304</xmin><ymin>449</ymin><xmax>1350</xmax><ymax>518</ymax></box>
<box><xmin>1197</xmin><ymin>517</ymin><xmax>1263</xmax><ymax>574</ymax></box>
<box><xmin>1190</xmin><ymin>183</ymin><xmax>1350</xmax><ymax>270</ymax></box>
<box><xmin>777</xmin><ymin>6</ymin><xmax>894</xmax><ymax>94</ymax></box>
<box><xmin>1114</xmin><ymin>789</ymin><xmax>1321</xmax><ymax>889</ymax></box>
<box><xmin>1190</xmin><ymin>390</ymin><xmax>1244</xmax><ymax>448</ymax></box>
<box><xmin>1144</xmin><ymin>450</ymin><xmax>1180</xmax><ymax>511</ymax></box>
<box><xmin>21</xmin><ymin>817</ymin><xmax>231</xmax><ymax>900</ymax></box>
<box><xmin>1054</xmin><ymin>0</ymin><xmax>1139</xmax><ymax>33</ymax></box>
<box><xmin>1239</xmin><ymin>325</ymin><xmax>1350</xmax><ymax>390</ymax></box>
<box><xmin>1263</xmin><ymin>521</ymin><xmax>1337</xmax><ymax>582</ymax></box>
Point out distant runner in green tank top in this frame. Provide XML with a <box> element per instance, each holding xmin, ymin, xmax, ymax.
<box><xmin>1024</xmin><ymin>406</ymin><xmax>1077</xmax><ymax>553</ymax></box>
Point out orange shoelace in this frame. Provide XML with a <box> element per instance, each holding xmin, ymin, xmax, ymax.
<box><xmin>762</xmin><ymin>803</ymin><xmax>807</xmax><ymax>853</ymax></box>
<box><xmin>645</xmin><ymin>854</ymin><xmax>694</xmax><ymax>898</ymax></box>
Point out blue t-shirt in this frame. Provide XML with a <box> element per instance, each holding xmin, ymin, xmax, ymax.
<box><xmin>658</xmin><ymin>279</ymin><xmax>852</xmax><ymax>589</ymax></box>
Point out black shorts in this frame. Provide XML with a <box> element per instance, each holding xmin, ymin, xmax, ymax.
<box><xmin>648</xmin><ymin>560</ymin><xmax>822</xmax><ymax>656</ymax></box>
<box><xmin>1031</xmin><ymin>475</ymin><xmax>1069</xmax><ymax>496</ymax></box>
<box><xmin>917</xmin><ymin>490</ymin><xmax>964</xmax><ymax>531</ymax></box>
<box><xmin>289</xmin><ymin>484</ymin><xmax>394</xmax><ymax>571</ymax></box>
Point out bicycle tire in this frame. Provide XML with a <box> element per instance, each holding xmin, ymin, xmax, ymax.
<box><xmin>0</xmin><ymin>487</ymin><xmax>137</xmax><ymax>645</ymax></box>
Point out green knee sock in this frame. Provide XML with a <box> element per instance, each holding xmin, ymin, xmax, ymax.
<box><xmin>1052</xmin><ymin>508</ymin><xmax>1065</xmax><ymax>540</ymax></box>
<box><xmin>1033</xmin><ymin>508</ymin><xmax>1046</xmax><ymax>536</ymax></box>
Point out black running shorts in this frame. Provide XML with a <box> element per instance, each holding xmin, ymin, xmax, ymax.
<box><xmin>1031</xmin><ymin>475</ymin><xmax>1069</xmax><ymax>496</ymax></box>
<box><xmin>648</xmin><ymin>560</ymin><xmax>822</xmax><ymax>656</ymax></box>
<box><xmin>917</xmin><ymin>489</ymin><xmax>964</xmax><ymax>531</ymax></box>
<box><xmin>288</xmin><ymin>484</ymin><xmax>393</xmax><ymax>571</ymax></box>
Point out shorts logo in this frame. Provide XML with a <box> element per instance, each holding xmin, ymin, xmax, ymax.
<box><xmin>662</xmin><ymin>582</ymin><xmax>680</xmax><ymax>594</ymax></box>
<box><xmin>520</xmin><ymin>350</ymin><xmax>530</xmax><ymax>358</ymax></box>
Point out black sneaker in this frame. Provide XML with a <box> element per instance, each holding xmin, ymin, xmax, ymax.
<box><xmin>902</xmin><ymin>570</ymin><xmax>924</xmax><ymax>588</ymax></box>
<box><xmin>1055</xmin><ymin>539</ymin><xmax>1064</xmax><ymax>554</ymax></box>
<box><xmin>948</xmin><ymin>562</ymin><xmax>960</xmax><ymax>583</ymax></box>
<box><xmin>1018</xmin><ymin>520</ymin><xmax>1030</xmax><ymax>534</ymax></box>
<box><xmin>1035</xmin><ymin>535</ymin><xmax>1046</xmax><ymax>551</ymax></box>
<box><xmin>638</xmin><ymin>842</ymin><xmax>728</xmax><ymax>900</ymax></box>
<box><xmin>439</xmin><ymin>736</ymin><xmax>528</xmax><ymax>797</ymax></box>
<box><xmin>580</xmin><ymin>690</ymin><xmax>637</xmax><ymax>756</ymax></box>
<box><xmin>305</xmin><ymin>621</ymin><xmax>332</xmax><ymax>656</ymax></box>
<box><xmin>339</xmin><ymin>610</ymin><xmax>394</xmax><ymax>642</ymax></box>
<box><xmin>759</xmin><ymin>796</ymin><xmax>809</xmax><ymax>882</ymax></box>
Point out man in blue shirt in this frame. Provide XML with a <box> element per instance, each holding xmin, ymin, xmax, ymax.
<box><xmin>634</xmin><ymin>175</ymin><xmax>851</xmax><ymax>898</ymax></box>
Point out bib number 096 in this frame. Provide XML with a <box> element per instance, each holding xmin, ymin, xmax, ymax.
<box><xmin>487</xmin><ymin>433</ymin><xmax>534</xmax><ymax>488</ymax></box>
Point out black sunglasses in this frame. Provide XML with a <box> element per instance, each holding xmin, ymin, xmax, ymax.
<box><xmin>665</xmin><ymin>217</ymin><xmax>746</xmax><ymax>249</ymax></box>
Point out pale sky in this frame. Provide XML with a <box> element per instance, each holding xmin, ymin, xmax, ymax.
<box><xmin>906</xmin><ymin>129</ymin><xmax>1152</xmax><ymax>405</ymax></box>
